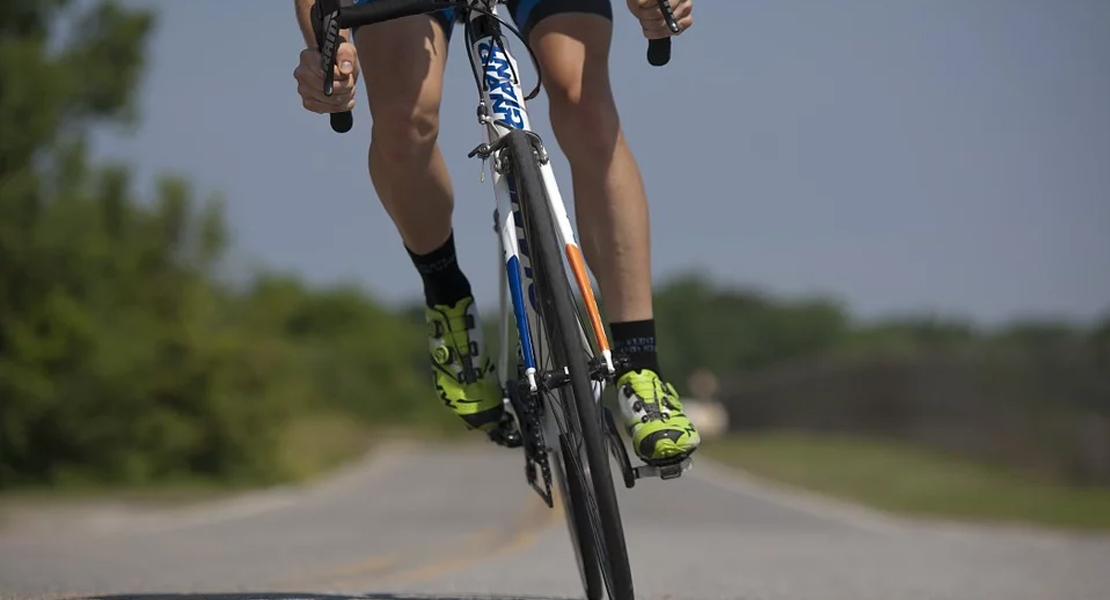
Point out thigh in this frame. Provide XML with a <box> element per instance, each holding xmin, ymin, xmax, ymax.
<box><xmin>350</xmin><ymin>1</ymin><xmax>455</xmax><ymax>119</ymax></box>
<box><xmin>506</xmin><ymin>0</ymin><xmax>613</xmax><ymax>41</ymax></box>
<box><xmin>524</xmin><ymin>7</ymin><xmax>615</xmax><ymax>107</ymax></box>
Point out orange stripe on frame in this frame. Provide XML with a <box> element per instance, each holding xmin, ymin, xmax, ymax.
<box><xmin>564</xmin><ymin>243</ymin><xmax>610</xmax><ymax>354</ymax></box>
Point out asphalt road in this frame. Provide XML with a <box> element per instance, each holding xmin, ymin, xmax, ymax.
<box><xmin>2</xmin><ymin>441</ymin><xmax>1108</xmax><ymax>600</ymax></box>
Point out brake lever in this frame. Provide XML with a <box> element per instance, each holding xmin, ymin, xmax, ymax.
<box><xmin>312</xmin><ymin>0</ymin><xmax>353</xmax><ymax>133</ymax></box>
<box><xmin>659</xmin><ymin>0</ymin><xmax>680</xmax><ymax>34</ymax></box>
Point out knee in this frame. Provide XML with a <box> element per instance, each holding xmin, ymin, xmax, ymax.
<box><xmin>547</xmin><ymin>81</ymin><xmax>621</xmax><ymax>165</ymax></box>
<box><xmin>369</xmin><ymin>99</ymin><xmax>441</xmax><ymax>166</ymax></box>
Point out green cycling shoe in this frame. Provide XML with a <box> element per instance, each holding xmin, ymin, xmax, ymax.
<box><xmin>425</xmin><ymin>296</ymin><xmax>505</xmax><ymax>432</ymax></box>
<box><xmin>616</xmin><ymin>368</ymin><xmax>701</xmax><ymax>464</ymax></box>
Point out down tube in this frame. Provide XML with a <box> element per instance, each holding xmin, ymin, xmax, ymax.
<box><xmin>496</xmin><ymin>221</ymin><xmax>511</xmax><ymax>399</ymax></box>
<box><xmin>493</xmin><ymin>165</ymin><xmax>538</xmax><ymax>392</ymax></box>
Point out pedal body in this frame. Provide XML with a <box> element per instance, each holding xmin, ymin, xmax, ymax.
<box><xmin>602</xmin><ymin>405</ymin><xmax>692</xmax><ymax>488</ymax></box>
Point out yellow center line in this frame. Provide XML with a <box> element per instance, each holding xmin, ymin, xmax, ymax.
<box><xmin>46</xmin><ymin>487</ymin><xmax>568</xmax><ymax>598</ymax></box>
<box><xmin>317</xmin><ymin>553</ymin><xmax>399</xmax><ymax>579</ymax></box>
<box><xmin>319</xmin><ymin>490</ymin><xmax>565</xmax><ymax>588</ymax></box>
<box><xmin>274</xmin><ymin>525</ymin><xmax>508</xmax><ymax>587</ymax></box>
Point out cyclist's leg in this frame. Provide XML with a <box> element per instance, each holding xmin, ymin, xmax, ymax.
<box><xmin>352</xmin><ymin>8</ymin><xmax>453</xmax><ymax>254</ymax></box>
<box><xmin>516</xmin><ymin>0</ymin><xmax>700</xmax><ymax>462</ymax></box>
<box><xmin>353</xmin><ymin>6</ymin><xmax>504</xmax><ymax>432</ymax></box>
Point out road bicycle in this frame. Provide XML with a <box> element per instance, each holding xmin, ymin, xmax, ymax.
<box><xmin>311</xmin><ymin>2</ymin><xmax>690</xmax><ymax>598</ymax></box>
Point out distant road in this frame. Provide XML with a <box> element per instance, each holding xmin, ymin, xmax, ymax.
<box><xmin>2</xmin><ymin>441</ymin><xmax>1108</xmax><ymax>600</ymax></box>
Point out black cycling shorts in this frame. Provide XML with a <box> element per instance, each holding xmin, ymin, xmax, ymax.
<box><xmin>351</xmin><ymin>0</ymin><xmax>613</xmax><ymax>41</ymax></box>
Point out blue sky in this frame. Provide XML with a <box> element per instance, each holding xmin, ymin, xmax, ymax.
<box><xmin>90</xmin><ymin>0</ymin><xmax>1110</xmax><ymax>325</ymax></box>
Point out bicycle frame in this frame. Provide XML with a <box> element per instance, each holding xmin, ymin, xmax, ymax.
<box><xmin>459</xmin><ymin>2</ymin><xmax>614</xmax><ymax>431</ymax></box>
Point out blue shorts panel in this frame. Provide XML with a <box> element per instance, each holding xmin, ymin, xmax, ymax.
<box><xmin>350</xmin><ymin>0</ymin><xmax>612</xmax><ymax>41</ymax></box>
<box><xmin>350</xmin><ymin>0</ymin><xmax>457</xmax><ymax>37</ymax></box>
<box><xmin>508</xmin><ymin>0</ymin><xmax>612</xmax><ymax>38</ymax></box>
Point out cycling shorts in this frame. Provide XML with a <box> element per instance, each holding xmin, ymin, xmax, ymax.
<box><xmin>350</xmin><ymin>0</ymin><xmax>613</xmax><ymax>41</ymax></box>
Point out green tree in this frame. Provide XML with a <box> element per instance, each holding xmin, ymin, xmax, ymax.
<box><xmin>1</xmin><ymin>0</ymin><xmax>162</xmax><ymax>486</ymax></box>
<box><xmin>1092</xmin><ymin>311</ymin><xmax>1110</xmax><ymax>372</ymax></box>
<box><xmin>653</xmin><ymin>274</ymin><xmax>849</xmax><ymax>394</ymax></box>
<box><xmin>0</xmin><ymin>1</ymin><xmax>430</xmax><ymax>489</ymax></box>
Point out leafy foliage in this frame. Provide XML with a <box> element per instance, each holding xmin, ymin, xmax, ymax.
<box><xmin>0</xmin><ymin>0</ymin><xmax>431</xmax><ymax>489</ymax></box>
<box><xmin>2</xmin><ymin>0</ymin><xmax>1105</xmax><ymax>490</ymax></box>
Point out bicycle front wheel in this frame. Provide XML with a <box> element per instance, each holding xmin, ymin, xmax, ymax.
<box><xmin>503</xmin><ymin>129</ymin><xmax>634</xmax><ymax>600</ymax></box>
<box><xmin>553</xmin><ymin>436</ymin><xmax>604</xmax><ymax>599</ymax></box>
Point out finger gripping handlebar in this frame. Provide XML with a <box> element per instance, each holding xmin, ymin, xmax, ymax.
<box><xmin>313</xmin><ymin>0</ymin><xmax>452</xmax><ymax>133</ymax></box>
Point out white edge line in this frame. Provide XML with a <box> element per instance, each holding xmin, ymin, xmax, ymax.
<box><xmin>81</xmin><ymin>441</ymin><xmax>413</xmax><ymax>536</ymax></box>
<box><xmin>686</xmin><ymin>455</ymin><xmax>906</xmax><ymax>535</ymax></box>
<box><xmin>686</xmin><ymin>456</ymin><xmax>1110</xmax><ymax>546</ymax></box>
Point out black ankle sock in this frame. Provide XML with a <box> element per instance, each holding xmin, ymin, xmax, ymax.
<box><xmin>610</xmin><ymin>319</ymin><xmax>661</xmax><ymax>378</ymax></box>
<box><xmin>406</xmin><ymin>231</ymin><xmax>472</xmax><ymax>308</ymax></box>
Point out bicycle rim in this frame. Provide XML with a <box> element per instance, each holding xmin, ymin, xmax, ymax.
<box><xmin>504</xmin><ymin>129</ymin><xmax>634</xmax><ymax>600</ymax></box>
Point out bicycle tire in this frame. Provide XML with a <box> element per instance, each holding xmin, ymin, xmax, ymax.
<box><xmin>504</xmin><ymin>129</ymin><xmax>634</xmax><ymax>600</ymax></box>
<box><xmin>554</xmin><ymin>438</ymin><xmax>604</xmax><ymax>600</ymax></box>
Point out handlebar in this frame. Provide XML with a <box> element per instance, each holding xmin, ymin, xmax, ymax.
<box><xmin>312</xmin><ymin>0</ymin><xmax>681</xmax><ymax>133</ymax></box>
<box><xmin>647</xmin><ymin>0</ymin><xmax>680</xmax><ymax>67</ymax></box>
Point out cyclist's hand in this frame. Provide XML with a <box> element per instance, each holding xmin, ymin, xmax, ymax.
<box><xmin>293</xmin><ymin>40</ymin><xmax>359</xmax><ymax>114</ymax></box>
<box><xmin>626</xmin><ymin>0</ymin><xmax>693</xmax><ymax>39</ymax></box>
